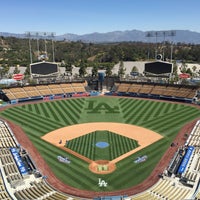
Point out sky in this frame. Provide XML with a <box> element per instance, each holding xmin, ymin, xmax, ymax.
<box><xmin>1</xmin><ymin>0</ymin><xmax>200</xmax><ymax>35</ymax></box>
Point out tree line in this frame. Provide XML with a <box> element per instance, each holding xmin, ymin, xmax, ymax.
<box><xmin>0</xmin><ymin>36</ymin><xmax>200</xmax><ymax>71</ymax></box>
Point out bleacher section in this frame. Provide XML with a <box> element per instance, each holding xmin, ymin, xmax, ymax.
<box><xmin>0</xmin><ymin>175</ymin><xmax>12</xmax><ymax>200</ymax></box>
<box><xmin>127</xmin><ymin>178</ymin><xmax>192</xmax><ymax>200</ymax></box>
<box><xmin>2</xmin><ymin>81</ymin><xmax>89</xmax><ymax>104</ymax></box>
<box><xmin>14</xmin><ymin>180</ymin><xmax>69</xmax><ymax>200</ymax></box>
<box><xmin>115</xmin><ymin>82</ymin><xmax>198</xmax><ymax>103</ymax></box>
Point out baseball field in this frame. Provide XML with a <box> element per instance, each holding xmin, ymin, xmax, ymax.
<box><xmin>0</xmin><ymin>96</ymin><xmax>200</xmax><ymax>193</ymax></box>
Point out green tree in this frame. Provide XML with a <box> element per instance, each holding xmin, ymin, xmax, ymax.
<box><xmin>92</xmin><ymin>65</ymin><xmax>98</xmax><ymax>77</ymax></box>
<box><xmin>186</xmin><ymin>68</ymin><xmax>192</xmax><ymax>76</ymax></box>
<box><xmin>192</xmin><ymin>65</ymin><xmax>197</xmax><ymax>77</ymax></box>
<box><xmin>171</xmin><ymin>62</ymin><xmax>179</xmax><ymax>83</ymax></box>
<box><xmin>105</xmin><ymin>66</ymin><xmax>112</xmax><ymax>77</ymax></box>
<box><xmin>13</xmin><ymin>66</ymin><xmax>20</xmax><ymax>74</ymax></box>
<box><xmin>0</xmin><ymin>65</ymin><xmax>9</xmax><ymax>78</ymax></box>
<box><xmin>192</xmin><ymin>65</ymin><xmax>197</xmax><ymax>72</ymax></box>
<box><xmin>79</xmin><ymin>62</ymin><xmax>87</xmax><ymax>77</ymax></box>
<box><xmin>180</xmin><ymin>63</ymin><xmax>187</xmax><ymax>73</ymax></box>
<box><xmin>131</xmin><ymin>66</ymin><xmax>139</xmax><ymax>73</ymax></box>
<box><xmin>65</xmin><ymin>62</ymin><xmax>72</xmax><ymax>75</ymax></box>
<box><xmin>24</xmin><ymin>65</ymin><xmax>30</xmax><ymax>77</ymax></box>
<box><xmin>118</xmin><ymin>61</ymin><xmax>126</xmax><ymax>78</ymax></box>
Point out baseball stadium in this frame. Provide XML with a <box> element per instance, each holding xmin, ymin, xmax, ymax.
<box><xmin>0</xmin><ymin>51</ymin><xmax>200</xmax><ymax>200</ymax></box>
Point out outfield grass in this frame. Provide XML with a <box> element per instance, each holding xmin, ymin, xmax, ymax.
<box><xmin>0</xmin><ymin>96</ymin><xmax>200</xmax><ymax>192</ymax></box>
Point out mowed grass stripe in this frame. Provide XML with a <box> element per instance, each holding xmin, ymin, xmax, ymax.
<box><xmin>45</xmin><ymin>102</ymin><xmax>63</xmax><ymax>123</ymax></box>
<box><xmin>53</xmin><ymin>101</ymin><xmax>74</xmax><ymax>125</ymax></box>
<box><xmin>2</xmin><ymin>107</ymin><xmax>62</xmax><ymax>132</ymax></box>
<box><xmin>68</xmin><ymin>99</ymin><xmax>83</xmax><ymax>114</ymax></box>
<box><xmin>143</xmin><ymin>106</ymin><xmax>199</xmax><ymax>130</ymax></box>
<box><xmin>13</xmin><ymin>106</ymin><xmax>64</xmax><ymax>128</ymax></box>
<box><xmin>122</xmin><ymin>100</ymin><xmax>187</xmax><ymax>126</ymax></box>
<box><xmin>33</xmin><ymin>104</ymin><xmax>42</xmax><ymax>116</ymax></box>
<box><xmin>87</xmin><ymin>134</ymin><xmax>93</xmax><ymax>157</ymax></box>
<box><xmin>124</xmin><ymin>99</ymin><xmax>170</xmax><ymax>125</ymax></box>
<box><xmin>50</xmin><ymin>101</ymin><xmax>69</xmax><ymax>124</ymax></box>
<box><xmin>116</xmin><ymin>134</ymin><xmax>124</xmax><ymax>155</ymax></box>
<box><xmin>21</xmin><ymin>103</ymin><xmax>63</xmax><ymax>126</ymax></box>
<box><xmin>82</xmin><ymin>133</ymin><xmax>88</xmax><ymax>156</ymax></box>
<box><xmin>118</xmin><ymin>97</ymin><xmax>128</xmax><ymax>106</ymax></box>
<box><xmin>123</xmin><ymin>100</ymin><xmax>147</xmax><ymax>123</ymax></box>
<box><xmin>120</xmin><ymin>99</ymin><xmax>142</xmax><ymax>114</ymax></box>
<box><xmin>61</xmin><ymin>100</ymin><xmax>80</xmax><ymax>124</ymax></box>
<box><xmin>135</xmin><ymin>102</ymin><xmax>166</xmax><ymax>126</ymax></box>
<box><xmin>108</xmin><ymin>132</ymin><xmax>113</xmax><ymax>159</ymax></box>
<box><xmin>110</xmin><ymin>132</ymin><xmax>118</xmax><ymax>159</ymax></box>
<box><xmin>119</xmin><ymin>98</ymin><xmax>138</xmax><ymax>111</ymax></box>
<box><xmin>21</xmin><ymin>104</ymin><xmax>32</xmax><ymax>112</ymax></box>
<box><xmin>1</xmin><ymin>110</ymin><xmax>48</xmax><ymax>134</ymax></box>
<box><xmin>154</xmin><ymin>108</ymin><xmax>200</xmax><ymax>134</ymax></box>
<box><xmin>141</xmin><ymin>104</ymin><xmax>190</xmax><ymax>126</ymax></box>
<box><xmin>124</xmin><ymin>101</ymin><xmax>149</xmax><ymax>124</ymax></box>
<box><xmin>137</xmin><ymin>101</ymin><xmax>161</xmax><ymax>123</ymax></box>
<box><xmin>150</xmin><ymin>102</ymin><xmax>169</xmax><ymax>117</ymax></box>
<box><xmin>54</xmin><ymin>100</ymin><xmax>80</xmax><ymax>124</ymax></box>
<box><xmin>66</xmin><ymin>99</ymin><xmax>84</xmax><ymax>118</ymax></box>
<box><xmin>131</xmin><ymin>101</ymin><xmax>153</xmax><ymax>124</ymax></box>
<box><xmin>92</xmin><ymin>131</ymin><xmax>97</xmax><ymax>160</ymax></box>
<box><xmin>37</xmin><ymin>102</ymin><xmax>51</xmax><ymax>118</ymax></box>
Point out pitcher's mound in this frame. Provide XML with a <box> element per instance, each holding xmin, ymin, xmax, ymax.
<box><xmin>89</xmin><ymin>160</ymin><xmax>116</xmax><ymax>174</ymax></box>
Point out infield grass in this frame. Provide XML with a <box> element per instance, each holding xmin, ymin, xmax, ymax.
<box><xmin>0</xmin><ymin>96</ymin><xmax>200</xmax><ymax>192</ymax></box>
<box><xmin>66</xmin><ymin>130</ymin><xmax>139</xmax><ymax>160</ymax></box>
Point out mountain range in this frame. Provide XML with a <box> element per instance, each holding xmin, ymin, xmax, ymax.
<box><xmin>1</xmin><ymin>29</ymin><xmax>200</xmax><ymax>44</ymax></box>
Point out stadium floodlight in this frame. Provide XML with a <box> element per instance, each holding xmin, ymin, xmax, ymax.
<box><xmin>25</xmin><ymin>32</ymin><xmax>33</xmax><ymax>64</ymax></box>
<box><xmin>145</xmin><ymin>30</ymin><xmax>176</xmax><ymax>39</ymax></box>
<box><xmin>146</xmin><ymin>30</ymin><xmax>176</xmax><ymax>62</ymax></box>
<box><xmin>25</xmin><ymin>31</ymin><xmax>56</xmax><ymax>63</ymax></box>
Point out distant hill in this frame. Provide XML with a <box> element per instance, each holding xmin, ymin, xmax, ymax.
<box><xmin>1</xmin><ymin>30</ymin><xmax>200</xmax><ymax>44</ymax></box>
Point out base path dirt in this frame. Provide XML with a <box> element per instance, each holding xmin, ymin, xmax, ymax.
<box><xmin>41</xmin><ymin>122</ymin><xmax>163</xmax><ymax>164</ymax></box>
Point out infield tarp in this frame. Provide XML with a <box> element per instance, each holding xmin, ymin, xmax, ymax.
<box><xmin>177</xmin><ymin>146</ymin><xmax>194</xmax><ymax>174</ymax></box>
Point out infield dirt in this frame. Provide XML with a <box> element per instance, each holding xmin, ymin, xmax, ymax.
<box><xmin>42</xmin><ymin>122</ymin><xmax>163</xmax><ymax>167</ymax></box>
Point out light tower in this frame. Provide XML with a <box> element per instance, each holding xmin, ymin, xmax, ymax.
<box><xmin>146</xmin><ymin>30</ymin><xmax>176</xmax><ymax>61</ymax></box>
<box><xmin>25</xmin><ymin>31</ymin><xmax>56</xmax><ymax>63</ymax></box>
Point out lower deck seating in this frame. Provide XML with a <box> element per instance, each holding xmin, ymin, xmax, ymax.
<box><xmin>116</xmin><ymin>82</ymin><xmax>198</xmax><ymax>100</ymax></box>
<box><xmin>130</xmin><ymin>179</ymin><xmax>191</xmax><ymax>200</ymax></box>
<box><xmin>0</xmin><ymin>173</ymin><xmax>12</xmax><ymax>200</ymax></box>
<box><xmin>2</xmin><ymin>82</ymin><xmax>87</xmax><ymax>101</ymax></box>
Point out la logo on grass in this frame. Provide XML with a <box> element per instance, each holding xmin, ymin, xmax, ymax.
<box><xmin>86</xmin><ymin>100</ymin><xmax>120</xmax><ymax>113</ymax></box>
<box><xmin>98</xmin><ymin>178</ymin><xmax>108</xmax><ymax>187</ymax></box>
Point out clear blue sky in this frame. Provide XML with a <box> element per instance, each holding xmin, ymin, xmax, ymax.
<box><xmin>1</xmin><ymin>0</ymin><xmax>200</xmax><ymax>35</ymax></box>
